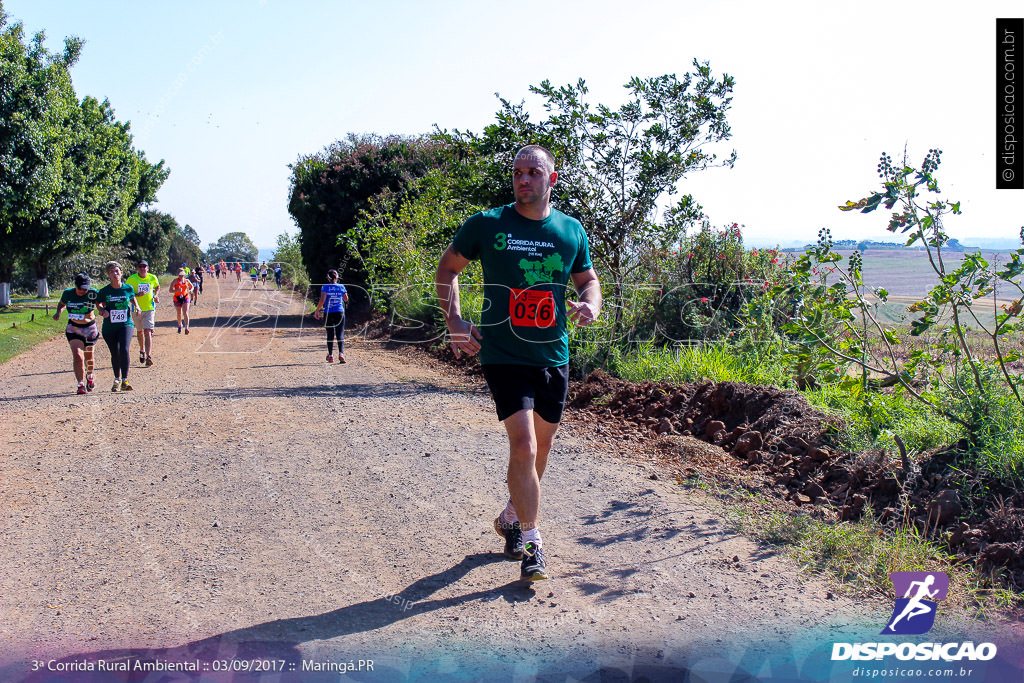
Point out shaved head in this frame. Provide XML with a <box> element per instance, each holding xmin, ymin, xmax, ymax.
<box><xmin>514</xmin><ymin>145</ymin><xmax>555</xmax><ymax>174</ymax></box>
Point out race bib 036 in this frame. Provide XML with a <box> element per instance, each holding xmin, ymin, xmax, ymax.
<box><xmin>509</xmin><ymin>289</ymin><xmax>555</xmax><ymax>328</ymax></box>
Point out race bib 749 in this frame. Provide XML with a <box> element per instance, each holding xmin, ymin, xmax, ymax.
<box><xmin>109</xmin><ymin>309</ymin><xmax>129</xmax><ymax>323</ymax></box>
<box><xmin>509</xmin><ymin>289</ymin><xmax>555</xmax><ymax>328</ymax></box>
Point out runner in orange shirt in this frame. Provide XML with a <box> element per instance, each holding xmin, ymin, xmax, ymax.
<box><xmin>169</xmin><ymin>269</ymin><xmax>195</xmax><ymax>334</ymax></box>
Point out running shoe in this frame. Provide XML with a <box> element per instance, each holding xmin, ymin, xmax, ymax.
<box><xmin>145</xmin><ymin>356</ymin><xmax>153</xmax><ymax>367</ymax></box>
<box><xmin>86</xmin><ymin>375</ymin><xmax>95</xmax><ymax>391</ymax></box>
<box><xmin>520</xmin><ymin>542</ymin><xmax>548</xmax><ymax>582</ymax></box>
<box><xmin>494</xmin><ymin>516</ymin><xmax>524</xmax><ymax>560</ymax></box>
<box><xmin>184</xmin><ymin>327</ymin><xmax>190</xmax><ymax>335</ymax></box>
<box><xmin>177</xmin><ymin>325</ymin><xmax>182</xmax><ymax>334</ymax></box>
<box><xmin>139</xmin><ymin>350</ymin><xmax>146</xmax><ymax>364</ymax></box>
<box><xmin>111</xmin><ymin>380</ymin><xmax>121</xmax><ymax>392</ymax></box>
<box><xmin>338</xmin><ymin>354</ymin><xmax>347</xmax><ymax>364</ymax></box>
<box><xmin>326</xmin><ymin>355</ymin><xmax>333</xmax><ymax>363</ymax></box>
<box><xmin>77</xmin><ymin>384</ymin><xmax>87</xmax><ymax>395</ymax></box>
<box><xmin>120</xmin><ymin>379</ymin><xmax>134</xmax><ymax>391</ymax></box>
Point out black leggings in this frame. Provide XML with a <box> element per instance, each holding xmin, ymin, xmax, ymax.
<box><xmin>102</xmin><ymin>325</ymin><xmax>133</xmax><ymax>379</ymax></box>
<box><xmin>325</xmin><ymin>311</ymin><xmax>345</xmax><ymax>355</ymax></box>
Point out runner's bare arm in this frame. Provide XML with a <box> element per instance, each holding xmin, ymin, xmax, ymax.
<box><xmin>568</xmin><ymin>268</ymin><xmax>602</xmax><ymax>326</ymax></box>
<box><xmin>314</xmin><ymin>292</ymin><xmax>326</xmax><ymax>320</ymax></box>
<box><xmin>53</xmin><ymin>301</ymin><xmax>65</xmax><ymax>321</ymax></box>
<box><xmin>435</xmin><ymin>246</ymin><xmax>482</xmax><ymax>358</ymax></box>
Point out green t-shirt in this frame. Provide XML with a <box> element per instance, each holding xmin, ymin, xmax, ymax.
<box><xmin>59</xmin><ymin>287</ymin><xmax>98</xmax><ymax>323</ymax></box>
<box><xmin>125</xmin><ymin>272</ymin><xmax>160</xmax><ymax>311</ymax></box>
<box><xmin>96</xmin><ymin>283</ymin><xmax>136</xmax><ymax>330</ymax></box>
<box><xmin>451</xmin><ymin>204</ymin><xmax>593</xmax><ymax>367</ymax></box>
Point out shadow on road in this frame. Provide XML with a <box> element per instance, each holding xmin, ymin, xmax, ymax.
<box><xmin>10</xmin><ymin>552</ymin><xmax>550</xmax><ymax>681</ymax></box>
<box><xmin>200</xmin><ymin>381</ymin><xmax>453</xmax><ymax>400</ymax></box>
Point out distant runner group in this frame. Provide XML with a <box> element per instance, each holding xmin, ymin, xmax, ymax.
<box><xmin>54</xmin><ymin>259</ymin><xmax>291</xmax><ymax>393</ymax></box>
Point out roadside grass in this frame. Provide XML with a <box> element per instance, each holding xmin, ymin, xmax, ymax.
<box><xmin>571</xmin><ymin>339</ymin><xmax>793</xmax><ymax>387</ymax></box>
<box><xmin>0</xmin><ymin>303</ymin><xmax>64</xmax><ymax>364</ymax></box>
<box><xmin>683</xmin><ymin>476</ymin><xmax>1021</xmax><ymax>616</ymax></box>
<box><xmin>804</xmin><ymin>384</ymin><xmax>963</xmax><ymax>458</ymax></box>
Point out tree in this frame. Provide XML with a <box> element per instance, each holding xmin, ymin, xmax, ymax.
<box><xmin>181</xmin><ymin>223</ymin><xmax>201</xmax><ymax>246</ymax></box>
<box><xmin>206</xmin><ymin>231</ymin><xmax>257</xmax><ymax>264</ymax></box>
<box><xmin>0</xmin><ymin>8</ymin><xmax>80</xmax><ymax>304</ymax></box>
<box><xmin>452</xmin><ymin>61</ymin><xmax>736</xmax><ymax>334</ymax></box>
<box><xmin>272</xmin><ymin>231</ymin><xmax>309</xmax><ymax>289</ymax></box>
<box><xmin>121</xmin><ymin>209</ymin><xmax>177</xmax><ymax>275</ymax></box>
<box><xmin>167</xmin><ymin>232</ymin><xmax>203</xmax><ymax>270</ymax></box>
<box><xmin>0</xmin><ymin>8</ymin><xmax>168</xmax><ymax>302</ymax></box>
<box><xmin>22</xmin><ymin>96</ymin><xmax>157</xmax><ymax>297</ymax></box>
<box><xmin>287</xmin><ymin>134</ymin><xmax>449</xmax><ymax>297</ymax></box>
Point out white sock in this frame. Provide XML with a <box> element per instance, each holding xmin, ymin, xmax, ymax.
<box><xmin>522</xmin><ymin>527</ymin><xmax>542</xmax><ymax>547</ymax></box>
<box><xmin>500</xmin><ymin>499</ymin><xmax>518</xmax><ymax>524</ymax></box>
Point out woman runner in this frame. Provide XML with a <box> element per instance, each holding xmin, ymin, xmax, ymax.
<box><xmin>96</xmin><ymin>261</ymin><xmax>141</xmax><ymax>392</ymax></box>
<box><xmin>53</xmin><ymin>272</ymin><xmax>99</xmax><ymax>394</ymax></box>
<box><xmin>169</xmin><ymin>269</ymin><xmax>194</xmax><ymax>334</ymax></box>
<box><xmin>313</xmin><ymin>269</ymin><xmax>348</xmax><ymax>363</ymax></box>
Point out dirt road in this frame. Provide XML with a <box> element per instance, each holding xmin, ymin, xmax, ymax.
<box><xmin>0</xmin><ymin>277</ymin><xmax>888</xmax><ymax>680</ymax></box>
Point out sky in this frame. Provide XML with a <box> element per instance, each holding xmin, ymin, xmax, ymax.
<box><xmin>4</xmin><ymin>0</ymin><xmax>1023</xmax><ymax>250</ymax></box>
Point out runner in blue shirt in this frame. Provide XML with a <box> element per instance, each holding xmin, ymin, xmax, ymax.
<box><xmin>313</xmin><ymin>269</ymin><xmax>348</xmax><ymax>363</ymax></box>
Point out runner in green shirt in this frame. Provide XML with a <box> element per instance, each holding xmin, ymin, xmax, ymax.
<box><xmin>435</xmin><ymin>145</ymin><xmax>602</xmax><ymax>583</ymax></box>
<box><xmin>53</xmin><ymin>272</ymin><xmax>100</xmax><ymax>394</ymax></box>
<box><xmin>96</xmin><ymin>261</ymin><xmax>141</xmax><ymax>392</ymax></box>
<box><xmin>125</xmin><ymin>260</ymin><xmax>160</xmax><ymax>366</ymax></box>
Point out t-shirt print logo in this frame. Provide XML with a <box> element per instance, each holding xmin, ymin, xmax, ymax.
<box><xmin>881</xmin><ymin>571</ymin><xmax>949</xmax><ymax>635</ymax></box>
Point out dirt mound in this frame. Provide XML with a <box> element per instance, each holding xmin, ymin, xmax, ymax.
<box><xmin>569</xmin><ymin>370</ymin><xmax>840</xmax><ymax>456</ymax></box>
<box><xmin>568</xmin><ymin>370</ymin><xmax>1024</xmax><ymax>589</ymax></box>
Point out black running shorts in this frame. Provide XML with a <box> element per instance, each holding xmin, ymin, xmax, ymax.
<box><xmin>65</xmin><ymin>321</ymin><xmax>99</xmax><ymax>347</ymax></box>
<box><xmin>481</xmin><ymin>364</ymin><xmax>570</xmax><ymax>424</ymax></box>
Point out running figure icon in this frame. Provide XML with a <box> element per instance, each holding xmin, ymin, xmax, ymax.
<box><xmin>881</xmin><ymin>571</ymin><xmax>949</xmax><ymax>635</ymax></box>
<box><xmin>887</xmin><ymin>575</ymin><xmax>938</xmax><ymax>632</ymax></box>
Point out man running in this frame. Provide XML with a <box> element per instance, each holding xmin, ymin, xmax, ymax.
<box><xmin>126</xmin><ymin>259</ymin><xmax>160</xmax><ymax>366</ymax></box>
<box><xmin>435</xmin><ymin>145</ymin><xmax>601</xmax><ymax>582</ymax></box>
<box><xmin>169</xmin><ymin>269</ymin><xmax>194</xmax><ymax>334</ymax></box>
<box><xmin>96</xmin><ymin>261</ymin><xmax>141</xmax><ymax>392</ymax></box>
<box><xmin>259</xmin><ymin>261</ymin><xmax>268</xmax><ymax>284</ymax></box>
<box><xmin>274</xmin><ymin>264</ymin><xmax>283</xmax><ymax>290</ymax></box>
<box><xmin>54</xmin><ymin>272</ymin><xmax>99</xmax><ymax>394</ymax></box>
<box><xmin>188</xmin><ymin>266</ymin><xmax>203</xmax><ymax>305</ymax></box>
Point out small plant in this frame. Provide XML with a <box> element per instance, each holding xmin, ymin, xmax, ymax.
<box><xmin>758</xmin><ymin>148</ymin><xmax>1023</xmax><ymax>479</ymax></box>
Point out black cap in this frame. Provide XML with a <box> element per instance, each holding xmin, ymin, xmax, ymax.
<box><xmin>137</xmin><ymin>259</ymin><xmax>148</xmax><ymax>266</ymax></box>
<box><xmin>74</xmin><ymin>273</ymin><xmax>91</xmax><ymax>288</ymax></box>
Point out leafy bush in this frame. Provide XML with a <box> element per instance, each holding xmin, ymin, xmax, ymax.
<box><xmin>648</xmin><ymin>223</ymin><xmax>786</xmax><ymax>344</ymax></box>
<box><xmin>272</xmin><ymin>231</ymin><xmax>310</xmax><ymax>292</ymax></box>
